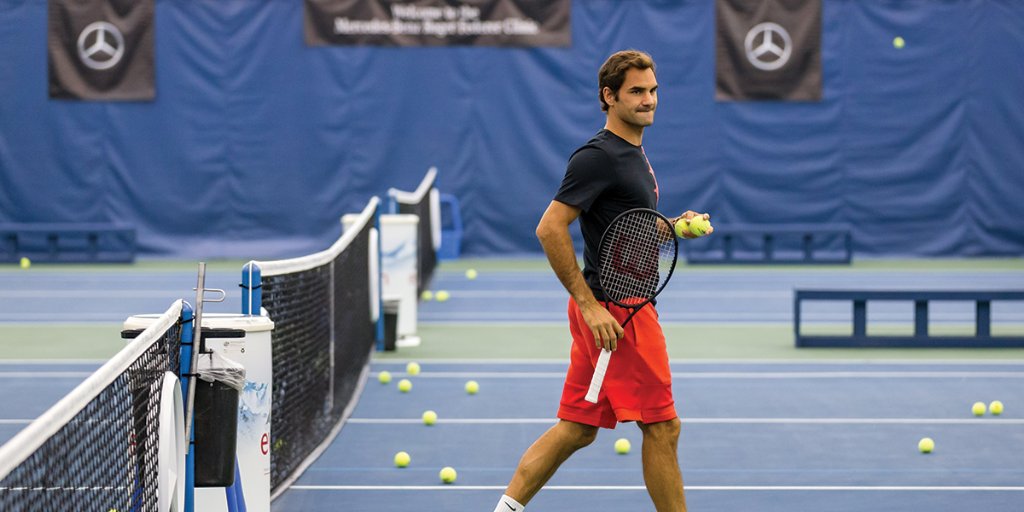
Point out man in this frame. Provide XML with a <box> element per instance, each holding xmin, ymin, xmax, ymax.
<box><xmin>492</xmin><ymin>50</ymin><xmax>711</xmax><ymax>512</ymax></box>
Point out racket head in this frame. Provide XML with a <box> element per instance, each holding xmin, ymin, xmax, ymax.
<box><xmin>597</xmin><ymin>208</ymin><xmax>679</xmax><ymax>309</ymax></box>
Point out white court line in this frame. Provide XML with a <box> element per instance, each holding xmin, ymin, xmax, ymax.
<box><xmin>288</xmin><ymin>484</ymin><xmax>1024</xmax><ymax>492</ymax></box>
<box><xmin>0</xmin><ymin>372</ymin><xmax>93</xmax><ymax>378</ymax></box>
<box><xmin>0</xmin><ymin>420</ymin><xmax>31</xmax><ymax>425</ymax></box>
<box><xmin>347</xmin><ymin>418</ymin><xmax>1024</xmax><ymax>425</ymax></box>
<box><xmin>371</xmin><ymin>371</ymin><xmax>1024</xmax><ymax>379</ymax></box>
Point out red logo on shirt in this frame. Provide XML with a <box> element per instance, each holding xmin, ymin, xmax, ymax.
<box><xmin>641</xmin><ymin>147</ymin><xmax>658</xmax><ymax>201</ymax></box>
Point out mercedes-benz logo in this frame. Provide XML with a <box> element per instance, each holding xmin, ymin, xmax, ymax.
<box><xmin>77</xmin><ymin>21</ymin><xmax>125</xmax><ymax>71</ymax></box>
<box><xmin>744</xmin><ymin>22</ymin><xmax>792</xmax><ymax>71</ymax></box>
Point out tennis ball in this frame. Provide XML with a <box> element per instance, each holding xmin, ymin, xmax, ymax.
<box><xmin>465</xmin><ymin>268</ymin><xmax>478</xmax><ymax>280</ymax></box>
<box><xmin>893</xmin><ymin>36</ymin><xmax>905</xmax><ymax>49</ymax></box>
<box><xmin>614</xmin><ymin>438</ymin><xmax>631</xmax><ymax>455</ymax></box>
<box><xmin>394</xmin><ymin>451</ymin><xmax>410</xmax><ymax>468</ymax></box>
<box><xmin>989</xmin><ymin>400</ymin><xmax>1004</xmax><ymax>415</ymax></box>
<box><xmin>439</xmin><ymin>466</ymin><xmax>457</xmax><ymax>484</ymax></box>
<box><xmin>918</xmin><ymin>437</ymin><xmax>934</xmax><ymax>454</ymax></box>
<box><xmin>19</xmin><ymin>257</ymin><xmax>30</xmax><ymax>269</ymax></box>
<box><xmin>673</xmin><ymin>218</ymin><xmax>689</xmax><ymax>238</ymax></box>
<box><xmin>406</xmin><ymin>361</ymin><xmax>421</xmax><ymax>376</ymax></box>
<box><xmin>378</xmin><ymin>370</ymin><xmax>392</xmax><ymax>384</ymax></box>
<box><xmin>422</xmin><ymin>410</ymin><xmax>438</xmax><ymax>426</ymax></box>
<box><xmin>397</xmin><ymin>379</ymin><xmax>412</xmax><ymax>393</ymax></box>
<box><xmin>465</xmin><ymin>380</ymin><xmax>479</xmax><ymax>395</ymax></box>
<box><xmin>421</xmin><ymin>290</ymin><xmax>433</xmax><ymax>301</ymax></box>
<box><xmin>689</xmin><ymin>217</ymin><xmax>711</xmax><ymax>236</ymax></box>
<box><xmin>972</xmin><ymin>401</ymin><xmax>986</xmax><ymax>416</ymax></box>
<box><xmin>435</xmin><ymin>290</ymin><xmax>450</xmax><ymax>302</ymax></box>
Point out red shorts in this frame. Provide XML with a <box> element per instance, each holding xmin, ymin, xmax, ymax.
<box><xmin>557</xmin><ymin>297</ymin><xmax>677</xmax><ymax>429</ymax></box>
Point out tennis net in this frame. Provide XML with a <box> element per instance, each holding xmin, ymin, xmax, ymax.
<box><xmin>246</xmin><ymin>197</ymin><xmax>380</xmax><ymax>498</ymax></box>
<box><xmin>0</xmin><ymin>300</ymin><xmax>186</xmax><ymax>512</ymax></box>
<box><xmin>388</xmin><ymin>166</ymin><xmax>440</xmax><ymax>295</ymax></box>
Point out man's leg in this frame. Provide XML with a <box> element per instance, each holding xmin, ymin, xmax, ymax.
<box><xmin>503</xmin><ymin>419</ymin><xmax>598</xmax><ymax>505</ymax></box>
<box><xmin>638</xmin><ymin>418</ymin><xmax>686</xmax><ymax>512</ymax></box>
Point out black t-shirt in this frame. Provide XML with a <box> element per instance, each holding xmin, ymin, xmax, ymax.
<box><xmin>553</xmin><ymin>129</ymin><xmax>659</xmax><ymax>300</ymax></box>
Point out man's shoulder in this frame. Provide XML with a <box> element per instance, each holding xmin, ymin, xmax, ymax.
<box><xmin>570</xmin><ymin>130</ymin><xmax>616</xmax><ymax>161</ymax></box>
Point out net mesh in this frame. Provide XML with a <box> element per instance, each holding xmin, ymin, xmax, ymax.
<box><xmin>389</xmin><ymin>169</ymin><xmax>438</xmax><ymax>295</ymax></box>
<box><xmin>256</xmin><ymin>200</ymin><xmax>378</xmax><ymax>496</ymax></box>
<box><xmin>0</xmin><ymin>302</ymin><xmax>183</xmax><ymax>512</ymax></box>
<box><xmin>599</xmin><ymin>210</ymin><xmax>678</xmax><ymax>307</ymax></box>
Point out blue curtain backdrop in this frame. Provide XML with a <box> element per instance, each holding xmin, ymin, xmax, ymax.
<box><xmin>1</xmin><ymin>0</ymin><xmax>1022</xmax><ymax>259</ymax></box>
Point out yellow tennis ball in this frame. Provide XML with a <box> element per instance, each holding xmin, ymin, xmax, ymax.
<box><xmin>465</xmin><ymin>268</ymin><xmax>478</xmax><ymax>280</ymax></box>
<box><xmin>397</xmin><ymin>379</ymin><xmax>412</xmax><ymax>393</ymax></box>
<box><xmin>673</xmin><ymin>218</ymin><xmax>689</xmax><ymax>238</ymax></box>
<box><xmin>464</xmin><ymin>380</ymin><xmax>479</xmax><ymax>395</ymax></box>
<box><xmin>378</xmin><ymin>370</ymin><xmax>392</xmax><ymax>384</ymax></box>
<box><xmin>406</xmin><ymin>361</ymin><xmax>421</xmax><ymax>376</ymax></box>
<box><xmin>19</xmin><ymin>257</ymin><xmax>31</xmax><ymax>269</ymax></box>
<box><xmin>614</xmin><ymin>438</ymin><xmax>631</xmax><ymax>455</ymax></box>
<box><xmin>918</xmin><ymin>437</ymin><xmax>934</xmax><ymax>454</ymax></box>
<box><xmin>893</xmin><ymin>36</ymin><xmax>905</xmax><ymax>49</ymax></box>
<box><xmin>422</xmin><ymin>410</ymin><xmax>437</xmax><ymax>426</ymax></box>
<box><xmin>972</xmin><ymin>401</ymin><xmax>986</xmax><ymax>416</ymax></box>
<box><xmin>989</xmin><ymin>400</ymin><xmax>1004</xmax><ymax>415</ymax></box>
<box><xmin>394</xmin><ymin>451</ymin><xmax>410</xmax><ymax>468</ymax></box>
<box><xmin>439</xmin><ymin>466</ymin><xmax>457</xmax><ymax>484</ymax></box>
<box><xmin>421</xmin><ymin>290</ymin><xmax>433</xmax><ymax>301</ymax></box>
<box><xmin>435</xmin><ymin>290</ymin><xmax>450</xmax><ymax>302</ymax></box>
<box><xmin>689</xmin><ymin>217</ymin><xmax>710</xmax><ymax>236</ymax></box>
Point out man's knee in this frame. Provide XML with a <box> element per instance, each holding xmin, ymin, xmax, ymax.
<box><xmin>558</xmin><ymin>420</ymin><xmax>599</xmax><ymax>450</ymax></box>
<box><xmin>640</xmin><ymin>417</ymin><xmax>680</xmax><ymax>443</ymax></box>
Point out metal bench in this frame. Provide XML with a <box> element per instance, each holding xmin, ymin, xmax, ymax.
<box><xmin>0</xmin><ymin>223</ymin><xmax>137</xmax><ymax>263</ymax></box>
<box><xmin>794</xmin><ymin>289</ymin><xmax>1024</xmax><ymax>347</ymax></box>
<box><xmin>685</xmin><ymin>223</ymin><xmax>851</xmax><ymax>265</ymax></box>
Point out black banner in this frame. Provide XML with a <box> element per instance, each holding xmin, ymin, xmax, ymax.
<box><xmin>48</xmin><ymin>0</ymin><xmax>155</xmax><ymax>101</ymax></box>
<box><xmin>716</xmin><ymin>0</ymin><xmax>821</xmax><ymax>101</ymax></box>
<box><xmin>305</xmin><ymin>0</ymin><xmax>571</xmax><ymax>47</ymax></box>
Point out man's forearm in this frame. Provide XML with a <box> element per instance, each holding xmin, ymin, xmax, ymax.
<box><xmin>538</xmin><ymin>226</ymin><xmax>598</xmax><ymax>308</ymax></box>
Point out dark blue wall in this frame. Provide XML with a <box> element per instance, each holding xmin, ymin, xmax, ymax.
<box><xmin>1</xmin><ymin>0</ymin><xmax>1022</xmax><ymax>259</ymax></box>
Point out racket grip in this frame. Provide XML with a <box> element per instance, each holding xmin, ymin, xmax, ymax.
<box><xmin>584</xmin><ymin>349</ymin><xmax>612</xmax><ymax>403</ymax></box>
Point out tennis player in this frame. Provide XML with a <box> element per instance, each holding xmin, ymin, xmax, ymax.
<box><xmin>493</xmin><ymin>50</ymin><xmax>709</xmax><ymax>512</ymax></box>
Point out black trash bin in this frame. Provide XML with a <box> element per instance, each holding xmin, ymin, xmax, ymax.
<box><xmin>383</xmin><ymin>299</ymin><xmax>400</xmax><ymax>351</ymax></box>
<box><xmin>193</xmin><ymin>377</ymin><xmax>239</xmax><ymax>487</ymax></box>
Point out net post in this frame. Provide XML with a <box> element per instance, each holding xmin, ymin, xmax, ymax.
<box><xmin>374</xmin><ymin>205</ymin><xmax>385</xmax><ymax>351</ymax></box>
<box><xmin>242</xmin><ymin>261</ymin><xmax>263</xmax><ymax>316</ymax></box>
<box><xmin>179</xmin><ymin>301</ymin><xmax>197</xmax><ymax>512</ymax></box>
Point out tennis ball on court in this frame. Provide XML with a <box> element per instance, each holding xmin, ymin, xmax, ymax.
<box><xmin>689</xmin><ymin>217</ymin><xmax>711</xmax><ymax>237</ymax></box>
<box><xmin>918</xmin><ymin>437</ymin><xmax>934</xmax><ymax>454</ymax></box>
<box><xmin>422</xmin><ymin>410</ymin><xmax>438</xmax><ymax>426</ymax></box>
<box><xmin>439</xmin><ymin>466</ymin><xmax>457</xmax><ymax>484</ymax></box>
<box><xmin>407</xmin><ymin>361</ymin><xmax>421</xmax><ymax>376</ymax></box>
<box><xmin>893</xmin><ymin>36</ymin><xmax>905</xmax><ymax>49</ymax></box>
<box><xmin>614</xmin><ymin>438</ymin><xmax>631</xmax><ymax>455</ymax></box>
<box><xmin>19</xmin><ymin>257</ymin><xmax>30</xmax><ymax>269</ymax></box>
<box><xmin>398</xmin><ymin>379</ymin><xmax>412</xmax><ymax>393</ymax></box>
<box><xmin>421</xmin><ymin>290</ymin><xmax>433</xmax><ymax>301</ymax></box>
<box><xmin>435</xmin><ymin>290</ymin><xmax>450</xmax><ymax>302</ymax></box>
<box><xmin>465</xmin><ymin>380</ymin><xmax>479</xmax><ymax>395</ymax></box>
<box><xmin>394</xmin><ymin>451</ymin><xmax>410</xmax><ymax>468</ymax></box>
<box><xmin>989</xmin><ymin>400</ymin><xmax>1004</xmax><ymax>415</ymax></box>
<box><xmin>378</xmin><ymin>370</ymin><xmax>392</xmax><ymax>384</ymax></box>
<box><xmin>673</xmin><ymin>218</ymin><xmax>689</xmax><ymax>238</ymax></box>
<box><xmin>972</xmin><ymin>401</ymin><xmax>986</xmax><ymax>416</ymax></box>
<box><xmin>466</xmin><ymin>268</ymin><xmax>478</xmax><ymax>280</ymax></box>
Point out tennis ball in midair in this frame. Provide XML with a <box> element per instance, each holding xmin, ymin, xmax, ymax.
<box><xmin>439</xmin><ymin>466</ymin><xmax>457</xmax><ymax>484</ymax></box>
<box><xmin>972</xmin><ymin>402</ymin><xmax>986</xmax><ymax>416</ymax></box>
<box><xmin>918</xmin><ymin>437</ymin><xmax>934</xmax><ymax>454</ymax></box>
<box><xmin>378</xmin><ymin>371</ymin><xmax>392</xmax><ymax>384</ymax></box>
<box><xmin>19</xmin><ymin>257</ymin><xmax>31</xmax><ymax>269</ymax></box>
<box><xmin>465</xmin><ymin>380</ymin><xmax>479</xmax><ymax>395</ymax></box>
<box><xmin>397</xmin><ymin>379</ymin><xmax>412</xmax><ymax>393</ymax></box>
<box><xmin>394</xmin><ymin>451</ymin><xmax>410</xmax><ymax>468</ymax></box>
<box><xmin>421</xmin><ymin>290</ymin><xmax>433</xmax><ymax>301</ymax></box>
<box><xmin>422</xmin><ymin>410</ymin><xmax>438</xmax><ymax>426</ymax></box>
<box><xmin>406</xmin><ymin>361</ymin><xmax>421</xmax><ymax>376</ymax></box>
<box><xmin>689</xmin><ymin>217</ymin><xmax>711</xmax><ymax>236</ymax></box>
<box><xmin>614</xmin><ymin>438</ymin><xmax>631</xmax><ymax>455</ymax></box>
<box><xmin>989</xmin><ymin>400</ymin><xmax>1004</xmax><ymax>415</ymax></box>
<box><xmin>435</xmin><ymin>290</ymin><xmax>450</xmax><ymax>302</ymax></box>
<box><xmin>893</xmin><ymin>36</ymin><xmax>905</xmax><ymax>49</ymax></box>
<box><xmin>465</xmin><ymin>268</ymin><xmax>478</xmax><ymax>280</ymax></box>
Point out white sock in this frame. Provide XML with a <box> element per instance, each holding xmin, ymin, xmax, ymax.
<box><xmin>494</xmin><ymin>494</ymin><xmax>526</xmax><ymax>512</ymax></box>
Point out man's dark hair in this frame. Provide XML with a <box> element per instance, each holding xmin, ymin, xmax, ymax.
<box><xmin>598</xmin><ymin>50</ymin><xmax>656</xmax><ymax>112</ymax></box>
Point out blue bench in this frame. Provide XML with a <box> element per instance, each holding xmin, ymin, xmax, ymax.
<box><xmin>794</xmin><ymin>289</ymin><xmax>1024</xmax><ymax>347</ymax></box>
<box><xmin>1</xmin><ymin>223</ymin><xmax>137</xmax><ymax>263</ymax></box>
<box><xmin>685</xmin><ymin>223</ymin><xmax>851</xmax><ymax>265</ymax></box>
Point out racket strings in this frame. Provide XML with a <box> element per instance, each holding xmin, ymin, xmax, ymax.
<box><xmin>599</xmin><ymin>211</ymin><xmax>675</xmax><ymax>306</ymax></box>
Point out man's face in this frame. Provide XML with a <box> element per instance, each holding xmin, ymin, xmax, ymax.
<box><xmin>606</xmin><ymin>67</ymin><xmax>658</xmax><ymax>128</ymax></box>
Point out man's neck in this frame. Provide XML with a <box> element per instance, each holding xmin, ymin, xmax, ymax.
<box><xmin>604</xmin><ymin>118</ymin><xmax>644</xmax><ymax>146</ymax></box>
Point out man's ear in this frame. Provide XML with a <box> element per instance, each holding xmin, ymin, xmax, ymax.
<box><xmin>602</xmin><ymin>86</ymin><xmax>616</xmax><ymax>107</ymax></box>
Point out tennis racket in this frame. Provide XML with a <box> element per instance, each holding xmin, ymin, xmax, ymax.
<box><xmin>584</xmin><ymin>208</ymin><xmax>679</xmax><ymax>403</ymax></box>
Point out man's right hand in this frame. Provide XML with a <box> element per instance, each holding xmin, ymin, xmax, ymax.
<box><xmin>579</xmin><ymin>302</ymin><xmax>624</xmax><ymax>351</ymax></box>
